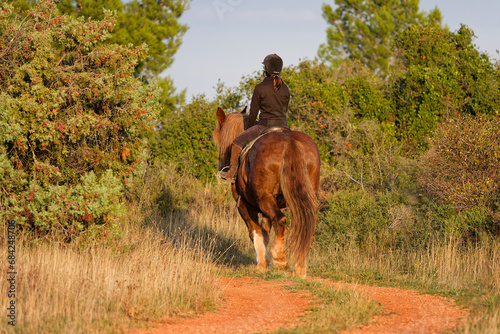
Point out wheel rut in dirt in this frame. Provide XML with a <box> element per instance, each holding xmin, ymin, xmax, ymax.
<box><xmin>133</xmin><ymin>276</ymin><xmax>468</xmax><ymax>334</ymax></box>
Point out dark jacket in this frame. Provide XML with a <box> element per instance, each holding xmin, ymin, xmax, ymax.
<box><xmin>245</xmin><ymin>76</ymin><xmax>290</xmax><ymax>129</ymax></box>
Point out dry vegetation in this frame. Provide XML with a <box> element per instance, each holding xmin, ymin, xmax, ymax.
<box><xmin>0</xmin><ymin>166</ymin><xmax>223</xmax><ymax>334</ymax></box>
<box><xmin>309</xmin><ymin>237</ymin><xmax>500</xmax><ymax>332</ymax></box>
<box><xmin>0</xmin><ymin>226</ymin><xmax>218</xmax><ymax>334</ymax></box>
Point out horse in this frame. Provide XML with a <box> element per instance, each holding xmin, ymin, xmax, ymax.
<box><xmin>213</xmin><ymin>107</ymin><xmax>320</xmax><ymax>278</ymax></box>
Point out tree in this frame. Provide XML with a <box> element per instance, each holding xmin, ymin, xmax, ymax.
<box><xmin>53</xmin><ymin>0</ymin><xmax>191</xmax><ymax>171</ymax></box>
<box><xmin>7</xmin><ymin>0</ymin><xmax>191</xmax><ymax>79</ymax></box>
<box><xmin>319</xmin><ymin>0</ymin><xmax>442</xmax><ymax>75</ymax></box>
<box><xmin>390</xmin><ymin>24</ymin><xmax>500</xmax><ymax>150</ymax></box>
<box><xmin>0</xmin><ymin>1</ymin><xmax>161</xmax><ymax>233</ymax></box>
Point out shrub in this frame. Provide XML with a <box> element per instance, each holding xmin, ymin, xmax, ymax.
<box><xmin>150</xmin><ymin>96</ymin><xmax>219</xmax><ymax>180</ymax></box>
<box><xmin>317</xmin><ymin>188</ymin><xmax>418</xmax><ymax>249</ymax></box>
<box><xmin>0</xmin><ymin>1</ymin><xmax>161</xmax><ymax>234</ymax></box>
<box><xmin>276</xmin><ymin>60</ymin><xmax>393</xmax><ymax>163</ymax></box>
<box><xmin>418</xmin><ymin>115</ymin><xmax>500</xmax><ymax>235</ymax></box>
<box><xmin>391</xmin><ymin>24</ymin><xmax>500</xmax><ymax>151</ymax></box>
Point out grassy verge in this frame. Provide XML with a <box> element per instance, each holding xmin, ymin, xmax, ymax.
<box><xmin>0</xmin><ymin>222</ymin><xmax>219</xmax><ymax>333</ymax></box>
<box><xmin>308</xmin><ymin>237</ymin><xmax>500</xmax><ymax>333</ymax></box>
<box><xmin>0</xmin><ymin>165</ymin><xmax>222</xmax><ymax>334</ymax></box>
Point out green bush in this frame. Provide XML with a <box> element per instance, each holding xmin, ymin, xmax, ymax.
<box><xmin>0</xmin><ymin>1</ymin><xmax>161</xmax><ymax>233</ymax></box>
<box><xmin>317</xmin><ymin>188</ymin><xmax>416</xmax><ymax>249</ymax></box>
<box><xmin>391</xmin><ymin>24</ymin><xmax>500</xmax><ymax>151</ymax></box>
<box><xmin>278</xmin><ymin>60</ymin><xmax>394</xmax><ymax>163</ymax></box>
<box><xmin>415</xmin><ymin>198</ymin><xmax>495</xmax><ymax>241</ymax></box>
<box><xmin>285</xmin><ymin>60</ymin><xmax>391</xmax><ymax>122</ymax></box>
<box><xmin>150</xmin><ymin>96</ymin><xmax>218</xmax><ymax>180</ymax></box>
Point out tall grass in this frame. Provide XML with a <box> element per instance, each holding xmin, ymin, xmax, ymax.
<box><xmin>309</xmin><ymin>236</ymin><xmax>500</xmax><ymax>332</ymax></box>
<box><xmin>0</xmin><ymin>164</ymin><xmax>225</xmax><ymax>334</ymax></box>
<box><xmin>132</xmin><ymin>164</ymin><xmax>255</xmax><ymax>266</ymax></box>
<box><xmin>0</xmin><ymin>226</ymin><xmax>218</xmax><ymax>333</ymax></box>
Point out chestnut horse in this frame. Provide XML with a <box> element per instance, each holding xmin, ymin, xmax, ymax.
<box><xmin>213</xmin><ymin>107</ymin><xmax>320</xmax><ymax>278</ymax></box>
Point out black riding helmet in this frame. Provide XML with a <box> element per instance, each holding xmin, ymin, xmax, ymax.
<box><xmin>262</xmin><ymin>54</ymin><xmax>283</xmax><ymax>76</ymax></box>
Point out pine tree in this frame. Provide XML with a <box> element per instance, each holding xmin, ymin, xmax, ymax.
<box><xmin>319</xmin><ymin>0</ymin><xmax>442</xmax><ymax>75</ymax></box>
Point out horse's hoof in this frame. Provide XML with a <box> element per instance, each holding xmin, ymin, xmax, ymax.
<box><xmin>293</xmin><ymin>266</ymin><xmax>307</xmax><ymax>279</ymax></box>
<box><xmin>256</xmin><ymin>263</ymin><xmax>269</xmax><ymax>272</ymax></box>
<box><xmin>273</xmin><ymin>260</ymin><xmax>289</xmax><ymax>271</ymax></box>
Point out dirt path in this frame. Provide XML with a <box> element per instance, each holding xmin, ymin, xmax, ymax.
<box><xmin>133</xmin><ymin>276</ymin><xmax>468</xmax><ymax>334</ymax></box>
<box><xmin>319</xmin><ymin>279</ymin><xmax>469</xmax><ymax>334</ymax></box>
<box><xmin>134</xmin><ymin>277</ymin><xmax>312</xmax><ymax>334</ymax></box>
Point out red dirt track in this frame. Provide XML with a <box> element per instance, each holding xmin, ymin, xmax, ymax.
<box><xmin>133</xmin><ymin>276</ymin><xmax>468</xmax><ymax>334</ymax></box>
<box><xmin>324</xmin><ymin>279</ymin><xmax>469</xmax><ymax>333</ymax></box>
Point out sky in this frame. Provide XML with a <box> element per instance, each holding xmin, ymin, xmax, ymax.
<box><xmin>166</xmin><ymin>0</ymin><xmax>500</xmax><ymax>100</ymax></box>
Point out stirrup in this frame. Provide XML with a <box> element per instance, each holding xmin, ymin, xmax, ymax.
<box><xmin>218</xmin><ymin>166</ymin><xmax>236</xmax><ymax>182</ymax></box>
<box><xmin>217</xmin><ymin>166</ymin><xmax>230</xmax><ymax>178</ymax></box>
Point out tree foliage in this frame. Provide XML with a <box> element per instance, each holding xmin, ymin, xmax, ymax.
<box><xmin>0</xmin><ymin>1</ymin><xmax>161</xmax><ymax>233</ymax></box>
<box><xmin>319</xmin><ymin>0</ymin><xmax>442</xmax><ymax>75</ymax></box>
<box><xmin>9</xmin><ymin>0</ymin><xmax>191</xmax><ymax>78</ymax></box>
<box><xmin>150</xmin><ymin>96</ymin><xmax>219</xmax><ymax>180</ymax></box>
<box><xmin>390</xmin><ymin>24</ymin><xmax>500</xmax><ymax>150</ymax></box>
<box><xmin>277</xmin><ymin>60</ymin><xmax>392</xmax><ymax>164</ymax></box>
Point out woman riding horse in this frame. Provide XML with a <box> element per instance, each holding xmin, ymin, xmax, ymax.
<box><xmin>218</xmin><ymin>54</ymin><xmax>290</xmax><ymax>182</ymax></box>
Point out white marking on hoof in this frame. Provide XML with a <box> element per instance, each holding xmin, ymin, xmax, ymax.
<box><xmin>253</xmin><ymin>230</ymin><xmax>268</xmax><ymax>269</ymax></box>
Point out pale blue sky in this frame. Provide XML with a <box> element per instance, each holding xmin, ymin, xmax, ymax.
<box><xmin>166</xmin><ymin>0</ymin><xmax>500</xmax><ymax>100</ymax></box>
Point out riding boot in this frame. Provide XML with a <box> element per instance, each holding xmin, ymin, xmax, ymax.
<box><xmin>219</xmin><ymin>144</ymin><xmax>243</xmax><ymax>182</ymax></box>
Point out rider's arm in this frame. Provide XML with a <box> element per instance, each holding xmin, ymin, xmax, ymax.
<box><xmin>246</xmin><ymin>85</ymin><xmax>261</xmax><ymax>130</ymax></box>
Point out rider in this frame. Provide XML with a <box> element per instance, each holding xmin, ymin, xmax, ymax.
<box><xmin>219</xmin><ymin>54</ymin><xmax>291</xmax><ymax>182</ymax></box>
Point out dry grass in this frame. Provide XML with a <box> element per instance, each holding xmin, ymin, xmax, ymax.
<box><xmin>310</xmin><ymin>237</ymin><xmax>500</xmax><ymax>333</ymax></box>
<box><xmin>133</xmin><ymin>164</ymin><xmax>255</xmax><ymax>266</ymax></box>
<box><xmin>0</xmin><ymin>221</ymin><xmax>219</xmax><ymax>334</ymax></box>
<box><xmin>0</xmin><ymin>165</ymin><xmax>228</xmax><ymax>334</ymax></box>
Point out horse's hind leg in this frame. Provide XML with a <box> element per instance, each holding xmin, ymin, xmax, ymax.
<box><xmin>261</xmin><ymin>216</ymin><xmax>271</xmax><ymax>249</ymax></box>
<box><xmin>260</xmin><ymin>201</ymin><xmax>288</xmax><ymax>271</ymax></box>
<box><xmin>271</xmin><ymin>215</ymin><xmax>288</xmax><ymax>270</ymax></box>
<box><xmin>237</xmin><ymin>200</ymin><xmax>268</xmax><ymax>270</ymax></box>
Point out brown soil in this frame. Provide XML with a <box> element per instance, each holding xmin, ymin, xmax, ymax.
<box><xmin>132</xmin><ymin>276</ymin><xmax>468</xmax><ymax>334</ymax></box>
<box><xmin>318</xmin><ymin>279</ymin><xmax>469</xmax><ymax>334</ymax></box>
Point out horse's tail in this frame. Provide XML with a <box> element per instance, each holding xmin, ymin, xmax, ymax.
<box><xmin>280</xmin><ymin>139</ymin><xmax>318</xmax><ymax>268</ymax></box>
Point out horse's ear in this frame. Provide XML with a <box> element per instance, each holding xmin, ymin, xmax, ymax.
<box><xmin>216</xmin><ymin>107</ymin><xmax>226</xmax><ymax>124</ymax></box>
<box><xmin>241</xmin><ymin>106</ymin><xmax>247</xmax><ymax>114</ymax></box>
